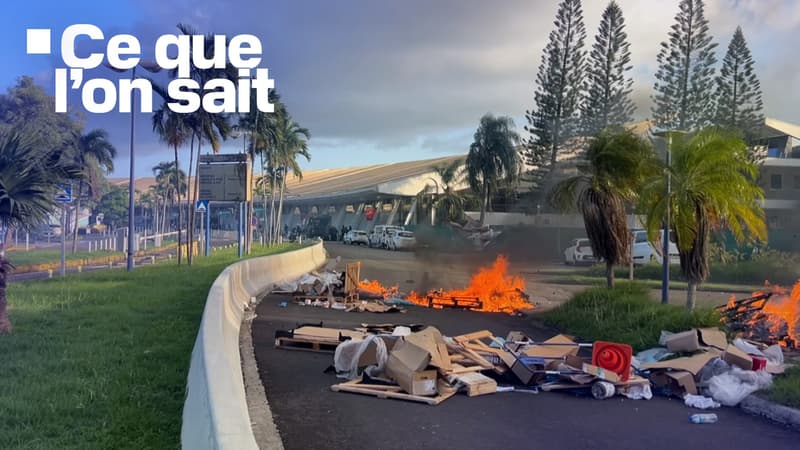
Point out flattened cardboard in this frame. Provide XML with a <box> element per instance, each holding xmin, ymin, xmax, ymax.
<box><xmin>641</xmin><ymin>352</ymin><xmax>717</xmax><ymax>375</ymax></box>
<box><xmin>723</xmin><ymin>344</ymin><xmax>753</xmax><ymax>370</ymax></box>
<box><xmin>582</xmin><ymin>363</ymin><xmax>622</xmax><ymax>383</ymax></box>
<box><xmin>523</xmin><ymin>334</ymin><xmax>579</xmax><ymax>359</ymax></box>
<box><xmin>698</xmin><ymin>328</ymin><xmax>728</xmax><ymax>351</ymax></box>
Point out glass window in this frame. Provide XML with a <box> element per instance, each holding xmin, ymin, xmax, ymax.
<box><xmin>771</xmin><ymin>174</ymin><xmax>782</xmax><ymax>190</ymax></box>
<box><xmin>634</xmin><ymin>232</ymin><xmax>648</xmax><ymax>243</ymax></box>
<box><xmin>794</xmin><ymin>175</ymin><xmax>800</xmax><ymax>190</ymax></box>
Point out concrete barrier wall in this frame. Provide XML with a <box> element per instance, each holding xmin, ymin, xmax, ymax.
<box><xmin>182</xmin><ymin>241</ymin><xmax>327</xmax><ymax>450</ymax></box>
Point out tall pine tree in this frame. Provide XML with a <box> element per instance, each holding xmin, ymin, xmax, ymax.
<box><xmin>581</xmin><ymin>1</ymin><xmax>635</xmax><ymax>135</ymax></box>
<box><xmin>652</xmin><ymin>0</ymin><xmax>717</xmax><ymax>131</ymax></box>
<box><xmin>714</xmin><ymin>26</ymin><xmax>764</xmax><ymax>142</ymax></box>
<box><xmin>524</xmin><ymin>0</ymin><xmax>586</xmax><ymax>170</ymax></box>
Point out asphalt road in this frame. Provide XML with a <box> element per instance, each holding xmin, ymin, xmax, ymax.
<box><xmin>252</xmin><ymin>243</ymin><xmax>798</xmax><ymax>450</ymax></box>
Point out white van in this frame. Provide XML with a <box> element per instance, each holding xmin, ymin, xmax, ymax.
<box><xmin>368</xmin><ymin>225</ymin><xmax>404</xmax><ymax>248</ymax></box>
<box><xmin>631</xmin><ymin>229</ymin><xmax>680</xmax><ymax>266</ymax></box>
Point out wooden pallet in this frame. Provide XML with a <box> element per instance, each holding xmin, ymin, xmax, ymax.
<box><xmin>331</xmin><ymin>377</ymin><xmax>456</xmax><ymax>405</ymax></box>
<box><xmin>274</xmin><ymin>336</ymin><xmax>339</xmax><ymax>353</ymax></box>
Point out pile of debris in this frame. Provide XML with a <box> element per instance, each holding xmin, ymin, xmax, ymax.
<box><xmin>635</xmin><ymin>327</ymin><xmax>786</xmax><ymax>408</ymax></box>
<box><xmin>275</xmin><ymin>324</ymin><xmax>650</xmax><ymax>404</ymax></box>
<box><xmin>273</xmin><ymin>323</ymin><xmax>791</xmax><ymax>409</ymax></box>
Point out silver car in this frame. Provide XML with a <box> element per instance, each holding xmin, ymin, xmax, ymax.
<box><xmin>344</xmin><ymin>230</ymin><xmax>369</xmax><ymax>246</ymax></box>
<box><xmin>388</xmin><ymin>230</ymin><xmax>416</xmax><ymax>251</ymax></box>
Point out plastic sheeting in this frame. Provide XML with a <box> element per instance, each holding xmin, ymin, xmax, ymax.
<box><xmin>707</xmin><ymin>367</ymin><xmax>773</xmax><ymax>407</ymax></box>
<box><xmin>334</xmin><ymin>335</ymin><xmax>388</xmax><ymax>380</ymax></box>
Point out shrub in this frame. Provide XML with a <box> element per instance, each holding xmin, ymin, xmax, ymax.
<box><xmin>541</xmin><ymin>282</ymin><xmax>720</xmax><ymax>351</ymax></box>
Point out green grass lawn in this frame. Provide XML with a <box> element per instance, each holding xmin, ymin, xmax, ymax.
<box><xmin>570</xmin><ymin>260</ymin><xmax>800</xmax><ymax>288</ymax></box>
<box><xmin>766</xmin><ymin>366</ymin><xmax>800</xmax><ymax>409</ymax></box>
<box><xmin>6</xmin><ymin>249</ymin><xmax>123</xmax><ymax>267</ymax></box>
<box><xmin>547</xmin><ymin>273</ymin><xmax>762</xmax><ymax>293</ymax></box>
<box><xmin>539</xmin><ymin>282</ymin><xmax>720</xmax><ymax>351</ymax></box>
<box><xmin>0</xmin><ymin>243</ymin><xmax>301</xmax><ymax>450</ymax></box>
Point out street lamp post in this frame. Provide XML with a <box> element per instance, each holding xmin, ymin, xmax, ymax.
<box><xmin>105</xmin><ymin>61</ymin><xmax>161</xmax><ymax>271</ymax></box>
<box><xmin>652</xmin><ymin>129</ymin><xmax>686</xmax><ymax>304</ymax></box>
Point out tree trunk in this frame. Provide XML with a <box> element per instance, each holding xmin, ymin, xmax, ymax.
<box><xmin>260</xmin><ymin>153</ymin><xmax>268</xmax><ymax>246</ymax></box>
<box><xmin>686</xmin><ymin>281</ymin><xmax>697</xmax><ymax>311</ymax></box>
<box><xmin>606</xmin><ymin>261</ymin><xmax>615</xmax><ymax>288</ymax></box>
<box><xmin>479</xmin><ymin>181</ymin><xmax>488</xmax><ymax>226</ymax></box>
<box><xmin>247</xmin><ymin>154</ymin><xmax>255</xmax><ymax>254</ymax></box>
<box><xmin>269</xmin><ymin>174</ymin><xmax>277</xmax><ymax>245</ymax></box>
<box><xmin>71</xmin><ymin>180</ymin><xmax>83</xmax><ymax>253</ymax></box>
<box><xmin>187</xmin><ymin>136</ymin><xmax>197</xmax><ymax>266</ymax></box>
<box><xmin>173</xmin><ymin>145</ymin><xmax>182</xmax><ymax>266</ymax></box>
<box><xmin>276</xmin><ymin>171</ymin><xmax>287</xmax><ymax>244</ymax></box>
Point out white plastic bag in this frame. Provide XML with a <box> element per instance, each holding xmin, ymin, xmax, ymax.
<box><xmin>707</xmin><ymin>367</ymin><xmax>772</xmax><ymax>406</ymax></box>
<box><xmin>333</xmin><ymin>335</ymin><xmax>388</xmax><ymax>380</ymax></box>
<box><xmin>621</xmin><ymin>383</ymin><xmax>653</xmax><ymax>400</ymax></box>
<box><xmin>684</xmin><ymin>394</ymin><xmax>720</xmax><ymax>409</ymax></box>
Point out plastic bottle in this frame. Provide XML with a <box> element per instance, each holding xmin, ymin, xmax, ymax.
<box><xmin>689</xmin><ymin>413</ymin><xmax>718</xmax><ymax>424</ymax></box>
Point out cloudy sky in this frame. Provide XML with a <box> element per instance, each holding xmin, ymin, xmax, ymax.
<box><xmin>3</xmin><ymin>0</ymin><xmax>799</xmax><ymax>178</ymax></box>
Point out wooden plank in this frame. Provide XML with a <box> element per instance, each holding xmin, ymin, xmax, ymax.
<box><xmin>293</xmin><ymin>326</ymin><xmax>366</xmax><ymax>341</ymax></box>
<box><xmin>448</xmin><ymin>371</ymin><xmax>497</xmax><ymax>397</ymax></box>
<box><xmin>331</xmin><ymin>383</ymin><xmax>455</xmax><ymax>405</ymax></box>
<box><xmin>453</xmin><ymin>330</ymin><xmax>493</xmax><ymax>343</ymax></box>
<box><xmin>274</xmin><ymin>337</ymin><xmax>339</xmax><ymax>353</ymax></box>
<box><xmin>457</xmin><ymin>346</ymin><xmax>495</xmax><ymax>369</ymax></box>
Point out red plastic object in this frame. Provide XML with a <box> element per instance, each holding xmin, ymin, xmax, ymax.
<box><xmin>751</xmin><ymin>355</ymin><xmax>767</xmax><ymax>371</ymax></box>
<box><xmin>592</xmin><ymin>341</ymin><xmax>633</xmax><ymax>381</ymax></box>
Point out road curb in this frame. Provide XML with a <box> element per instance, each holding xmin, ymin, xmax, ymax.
<box><xmin>240</xmin><ymin>306</ymin><xmax>285</xmax><ymax>450</ymax></box>
<box><xmin>740</xmin><ymin>395</ymin><xmax>800</xmax><ymax>431</ymax></box>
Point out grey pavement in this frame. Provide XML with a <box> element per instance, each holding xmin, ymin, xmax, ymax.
<box><xmin>251</xmin><ymin>243</ymin><xmax>798</xmax><ymax>450</ymax></box>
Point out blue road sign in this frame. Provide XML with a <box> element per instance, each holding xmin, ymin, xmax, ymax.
<box><xmin>196</xmin><ymin>199</ymin><xmax>209</xmax><ymax>213</ymax></box>
<box><xmin>55</xmin><ymin>184</ymin><xmax>72</xmax><ymax>203</ymax></box>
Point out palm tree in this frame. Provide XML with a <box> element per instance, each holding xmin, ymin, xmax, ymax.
<box><xmin>152</xmin><ymin>97</ymin><xmax>189</xmax><ymax>265</ymax></box>
<box><xmin>0</xmin><ymin>132</ymin><xmax>61</xmax><ymax>334</ymax></box>
<box><xmin>640</xmin><ymin>128</ymin><xmax>767</xmax><ymax>309</ymax></box>
<box><xmin>70</xmin><ymin>129</ymin><xmax>116</xmax><ymax>253</ymax></box>
<box><xmin>152</xmin><ymin>161</ymin><xmax>186</xmax><ymax>249</ymax></box>
<box><xmin>273</xmin><ymin>115</ymin><xmax>310</xmax><ymax>245</ymax></box>
<box><xmin>433</xmin><ymin>159</ymin><xmax>467</xmax><ymax>223</ymax></box>
<box><xmin>466</xmin><ymin>114</ymin><xmax>521</xmax><ymax>226</ymax></box>
<box><xmin>551</xmin><ymin>128</ymin><xmax>658</xmax><ymax>287</ymax></box>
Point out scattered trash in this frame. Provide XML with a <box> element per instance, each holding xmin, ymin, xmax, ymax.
<box><xmin>689</xmin><ymin>413</ymin><xmax>719</xmax><ymax>424</ymax></box>
<box><xmin>279</xmin><ymin>301</ymin><xmax>288</xmax><ymax>308</ymax></box>
<box><xmin>591</xmin><ymin>381</ymin><xmax>615</xmax><ymax>399</ymax></box>
<box><xmin>707</xmin><ymin>367</ymin><xmax>772</xmax><ymax>406</ymax></box>
<box><xmin>684</xmin><ymin>394</ymin><xmax>721</xmax><ymax>409</ymax></box>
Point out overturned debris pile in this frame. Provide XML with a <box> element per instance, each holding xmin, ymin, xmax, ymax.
<box><xmin>273</xmin><ymin>323</ymin><xmax>791</xmax><ymax>410</ymax></box>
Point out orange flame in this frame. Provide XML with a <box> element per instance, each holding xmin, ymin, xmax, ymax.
<box><xmin>407</xmin><ymin>255</ymin><xmax>532</xmax><ymax>313</ymax></box>
<box><xmin>754</xmin><ymin>282</ymin><xmax>800</xmax><ymax>347</ymax></box>
<box><xmin>358</xmin><ymin>279</ymin><xmax>399</xmax><ymax>299</ymax></box>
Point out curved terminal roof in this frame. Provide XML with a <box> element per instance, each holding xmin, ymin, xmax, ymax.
<box><xmin>279</xmin><ymin>155</ymin><xmax>466</xmax><ymax>204</ymax></box>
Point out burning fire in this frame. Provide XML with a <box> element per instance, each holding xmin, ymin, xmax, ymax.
<box><xmin>407</xmin><ymin>255</ymin><xmax>532</xmax><ymax>313</ymax></box>
<box><xmin>358</xmin><ymin>279</ymin><xmax>399</xmax><ymax>299</ymax></box>
<box><xmin>729</xmin><ymin>282</ymin><xmax>800</xmax><ymax>348</ymax></box>
<box><xmin>755</xmin><ymin>282</ymin><xmax>800</xmax><ymax>348</ymax></box>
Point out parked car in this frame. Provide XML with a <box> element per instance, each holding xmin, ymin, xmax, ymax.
<box><xmin>564</xmin><ymin>238</ymin><xmax>596</xmax><ymax>265</ymax></box>
<box><xmin>388</xmin><ymin>230</ymin><xmax>416</xmax><ymax>250</ymax></box>
<box><xmin>368</xmin><ymin>225</ymin><xmax>404</xmax><ymax>248</ymax></box>
<box><xmin>344</xmin><ymin>229</ymin><xmax>369</xmax><ymax>246</ymax></box>
<box><xmin>631</xmin><ymin>229</ymin><xmax>680</xmax><ymax>266</ymax></box>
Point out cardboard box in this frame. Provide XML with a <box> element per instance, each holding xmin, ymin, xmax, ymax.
<box><xmin>664</xmin><ymin>328</ymin><xmax>727</xmax><ymax>352</ymax></box>
<box><xmin>357</xmin><ymin>335</ymin><xmax>401</xmax><ymax>367</ymax></box>
<box><xmin>387</xmin><ymin>338</ymin><xmax>431</xmax><ymax>372</ymax></box>
<box><xmin>404</xmin><ymin>327</ymin><xmax>450</xmax><ymax>369</ymax></box>
<box><xmin>723</xmin><ymin>344</ymin><xmax>753</xmax><ymax>370</ymax></box>
<box><xmin>386</xmin><ymin>353</ymin><xmax>438</xmax><ymax>395</ymax></box>
<box><xmin>650</xmin><ymin>370</ymin><xmax>697</xmax><ymax>396</ymax></box>
<box><xmin>510</xmin><ymin>357</ymin><xmax>544</xmax><ymax>385</ymax></box>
